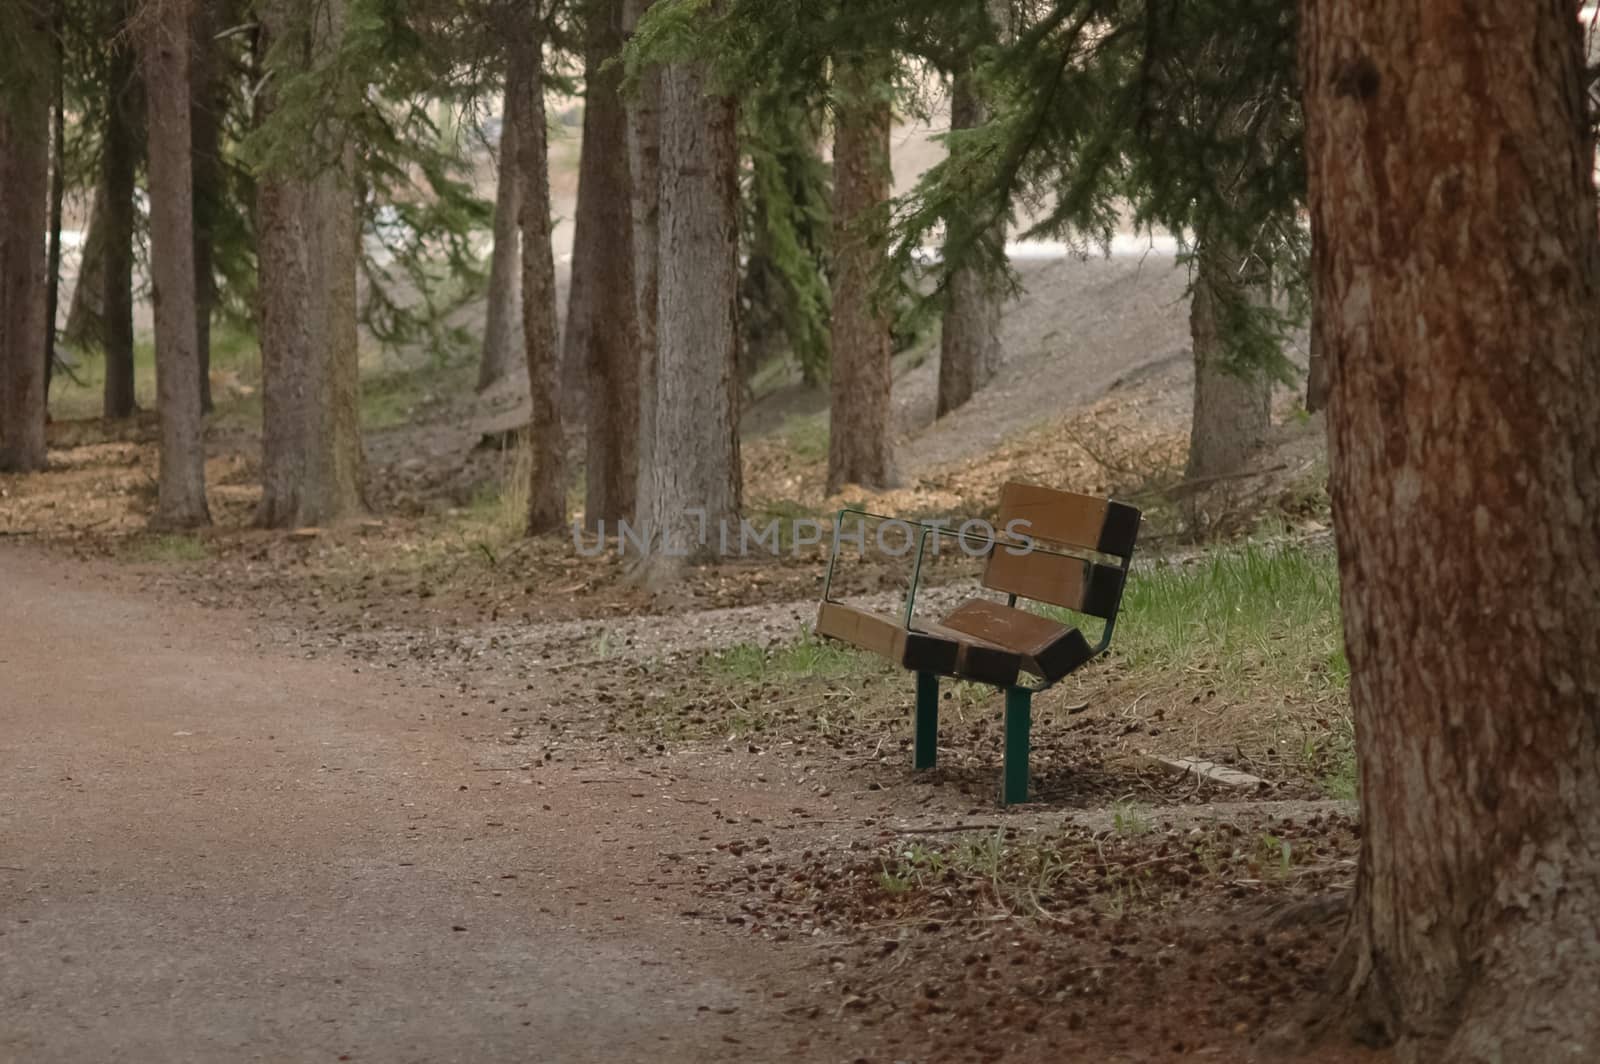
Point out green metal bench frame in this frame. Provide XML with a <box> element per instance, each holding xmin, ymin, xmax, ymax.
<box><xmin>819</xmin><ymin>504</ymin><xmax>1138</xmax><ymax>805</ymax></box>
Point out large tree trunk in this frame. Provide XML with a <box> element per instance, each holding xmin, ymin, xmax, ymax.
<box><xmin>142</xmin><ymin>0</ymin><xmax>211</xmax><ymax>528</ymax></box>
<box><xmin>640</xmin><ymin>56</ymin><xmax>741</xmax><ymax>577</ymax></box>
<box><xmin>189</xmin><ymin>0</ymin><xmax>226</xmax><ymax>415</ymax></box>
<box><xmin>826</xmin><ymin>55</ymin><xmax>896</xmax><ymax>493</ymax></box>
<box><xmin>936</xmin><ymin>69</ymin><xmax>1004</xmax><ymax>419</ymax></box>
<box><xmin>1301</xmin><ymin>2</ymin><xmax>1600</xmax><ymax>1059</ymax></box>
<box><xmin>1184</xmin><ymin>237</ymin><xmax>1272</xmax><ymax>482</ymax></box>
<box><xmin>477</xmin><ymin>101</ymin><xmax>523</xmax><ymax>392</ymax></box>
<box><xmin>256</xmin><ymin>0</ymin><xmax>365</xmax><ymax>528</ymax></box>
<box><xmin>508</xmin><ymin>10</ymin><xmax>567</xmax><ymax>536</ymax></box>
<box><xmin>624</xmin><ymin>0</ymin><xmax>661</xmax><ymax>528</ymax></box>
<box><xmin>0</xmin><ymin>1</ymin><xmax>52</xmax><ymax>473</ymax></box>
<box><xmin>102</xmin><ymin>17</ymin><xmax>142</xmax><ymax>421</ymax></box>
<box><xmin>573</xmin><ymin>0</ymin><xmax>639</xmax><ymax>529</ymax></box>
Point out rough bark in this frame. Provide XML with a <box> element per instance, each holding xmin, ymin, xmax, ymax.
<box><xmin>0</xmin><ymin>1</ymin><xmax>52</xmax><ymax>472</ymax></box>
<box><xmin>44</xmin><ymin>7</ymin><xmax>65</xmax><ymax>401</ymax></box>
<box><xmin>573</xmin><ymin>0</ymin><xmax>639</xmax><ymax>529</ymax></box>
<box><xmin>640</xmin><ymin>57</ymin><xmax>741</xmax><ymax>577</ymax></box>
<box><xmin>1304</xmin><ymin>299</ymin><xmax>1329</xmax><ymax>413</ymax></box>
<box><xmin>256</xmin><ymin>0</ymin><xmax>365</xmax><ymax>528</ymax></box>
<box><xmin>102</xmin><ymin>19</ymin><xmax>142</xmax><ymax>421</ymax></box>
<box><xmin>477</xmin><ymin>100</ymin><xmax>523</xmax><ymax>392</ymax></box>
<box><xmin>826</xmin><ymin>56</ymin><xmax>896</xmax><ymax>493</ymax></box>
<box><xmin>64</xmin><ymin>178</ymin><xmax>110</xmax><ymax>350</ymax></box>
<box><xmin>1184</xmin><ymin>237</ymin><xmax>1272</xmax><ymax>482</ymax></box>
<box><xmin>508</xmin><ymin>11</ymin><xmax>567</xmax><ymax>536</ymax></box>
<box><xmin>624</xmin><ymin>0</ymin><xmax>661</xmax><ymax>530</ymax></box>
<box><xmin>141</xmin><ymin>0</ymin><xmax>211</xmax><ymax>527</ymax></box>
<box><xmin>1300</xmin><ymin>2</ymin><xmax>1600</xmax><ymax>1059</ymax></box>
<box><xmin>189</xmin><ymin>0</ymin><xmax>226</xmax><ymax>414</ymax></box>
<box><xmin>936</xmin><ymin>69</ymin><xmax>1004</xmax><ymax>419</ymax></box>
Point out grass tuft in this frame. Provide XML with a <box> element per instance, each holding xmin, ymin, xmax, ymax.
<box><xmin>705</xmin><ymin>637</ymin><xmax>866</xmax><ymax>684</ymax></box>
<box><xmin>1102</xmin><ymin>543</ymin><xmax>1347</xmax><ymax>697</ymax></box>
<box><xmin>125</xmin><ymin>533</ymin><xmax>210</xmax><ymax>563</ymax></box>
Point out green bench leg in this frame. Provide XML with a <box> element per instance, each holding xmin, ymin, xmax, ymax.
<box><xmin>914</xmin><ymin>671</ymin><xmax>939</xmax><ymax>769</ymax></box>
<box><xmin>1002</xmin><ymin>686</ymin><xmax>1032</xmax><ymax>805</ymax></box>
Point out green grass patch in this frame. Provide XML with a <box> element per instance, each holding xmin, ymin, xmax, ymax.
<box><xmin>704</xmin><ymin>636</ymin><xmax>868</xmax><ymax>684</ymax></box>
<box><xmin>359</xmin><ymin>361</ymin><xmax>470</xmax><ymax>430</ymax></box>
<box><xmin>780</xmin><ymin>412</ymin><xmax>829</xmax><ymax>464</ymax></box>
<box><xmin>124</xmin><ymin>533</ymin><xmax>210</xmax><ymax>563</ymax></box>
<box><xmin>52</xmin><ymin>319</ymin><xmax>265</xmax><ymax>423</ymax></box>
<box><xmin>1091</xmin><ymin>542</ymin><xmax>1348</xmax><ymax>698</ymax></box>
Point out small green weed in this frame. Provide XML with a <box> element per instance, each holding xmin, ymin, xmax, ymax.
<box><xmin>125</xmin><ymin>534</ymin><xmax>210</xmax><ymax>563</ymax></box>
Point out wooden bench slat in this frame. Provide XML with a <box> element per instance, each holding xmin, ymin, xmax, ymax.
<box><xmin>981</xmin><ymin>546</ymin><xmax>1128</xmax><ymax>619</ymax></box>
<box><xmin>939</xmin><ymin>599</ymin><xmax>1096</xmax><ymax>683</ymax></box>
<box><xmin>997</xmin><ymin>481</ymin><xmax>1141</xmax><ymax>557</ymax></box>
<box><xmin>816</xmin><ymin>602</ymin><xmax>960</xmax><ymax>675</ymax></box>
<box><xmin>939</xmin><ymin>598</ymin><xmax>1064</xmax><ymax>656</ymax></box>
<box><xmin>913</xmin><ymin>619</ymin><xmax>1024</xmax><ymax>688</ymax></box>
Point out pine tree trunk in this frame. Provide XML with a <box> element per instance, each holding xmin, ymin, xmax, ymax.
<box><xmin>574</xmin><ymin>0</ymin><xmax>639</xmax><ymax>529</ymax></box>
<box><xmin>189</xmin><ymin>0</ymin><xmax>225</xmax><ymax>415</ymax></box>
<box><xmin>256</xmin><ymin>0</ymin><xmax>365</xmax><ymax>528</ymax></box>
<box><xmin>641</xmin><ymin>56</ymin><xmax>741</xmax><ymax>576</ymax></box>
<box><xmin>141</xmin><ymin>0</ymin><xmax>211</xmax><ymax>528</ymax></box>
<box><xmin>1302</xmin><ymin>2</ymin><xmax>1600</xmax><ymax>1059</ymax></box>
<box><xmin>44</xmin><ymin>8</ymin><xmax>65</xmax><ymax>401</ymax></box>
<box><xmin>0</xmin><ymin>1</ymin><xmax>51</xmax><ymax>473</ymax></box>
<box><xmin>826</xmin><ymin>56</ymin><xmax>896</xmax><ymax>493</ymax></box>
<box><xmin>102</xmin><ymin>19</ymin><xmax>141</xmax><ymax>421</ymax></box>
<box><xmin>508</xmin><ymin>13</ymin><xmax>566</xmax><ymax>536</ymax></box>
<box><xmin>624</xmin><ymin>0</ymin><xmax>661</xmax><ymax>527</ymax></box>
<box><xmin>477</xmin><ymin>102</ymin><xmax>523</xmax><ymax>392</ymax></box>
<box><xmin>936</xmin><ymin>69</ymin><xmax>1003</xmax><ymax>419</ymax></box>
<box><xmin>1185</xmin><ymin>238</ymin><xmax>1271</xmax><ymax>482</ymax></box>
<box><xmin>64</xmin><ymin>178</ymin><xmax>109</xmax><ymax>350</ymax></box>
<box><xmin>1305</xmin><ymin>304</ymin><xmax>1329</xmax><ymax>413</ymax></box>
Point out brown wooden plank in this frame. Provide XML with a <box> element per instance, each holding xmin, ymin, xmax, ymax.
<box><xmin>997</xmin><ymin>481</ymin><xmax>1110</xmax><ymax>550</ymax></box>
<box><xmin>816</xmin><ymin>601</ymin><xmax>902</xmax><ymax>659</ymax></box>
<box><xmin>912</xmin><ymin>618</ymin><xmax>1023</xmax><ymax>687</ymax></box>
<box><xmin>940</xmin><ymin>599</ymin><xmax>1096</xmax><ymax>683</ymax></box>
<box><xmin>940</xmin><ymin>599</ymin><xmax>1069</xmax><ymax>657</ymax></box>
<box><xmin>983</xmin><ymin>546</ymin><xmax>1090</xmax><ymax>609</ymax></box>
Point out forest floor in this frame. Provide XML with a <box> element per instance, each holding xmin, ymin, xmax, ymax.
<box><xmin>1</xmin><ymin>252</ymin><xmax>1381</xmax><ymax>1062</ymax></box>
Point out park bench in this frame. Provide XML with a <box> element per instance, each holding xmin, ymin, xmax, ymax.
<box><xmin>815</xmin><ymin>482</ymin><xmax>1141</xmax><ymax>805</ymax></box>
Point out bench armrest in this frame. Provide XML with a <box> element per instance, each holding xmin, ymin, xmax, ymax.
<box><xmin>821</xmin><ymin>509</ymin><xmax>942</xmax><ymax>628</ymax></box>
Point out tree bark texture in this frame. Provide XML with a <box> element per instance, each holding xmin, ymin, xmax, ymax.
<box><xmin>256</xmin><ymin>0</ymin><xmax>365</xmax><ymax>528</ymax></box>
<box><xmin>1302</xmin><ymin>1</ymin><xmax>1600</xmax><ymax>1059</ymax></box>
<box><xmin>642</xmin><ymin>57</ymin><xmax>741</xmax><ymax>574</ymax></box>
<box><xmin>624</xmin><ymin>0</ymin><xmax>661</xmax><ymax>529</ymax></box>
<box><xmin>508</xmin><ymin>12</ymin><xmax>567</xmax><ymax>536</ymax></box>
<box><xmin>1185</xmin><ymin>236</ymin><xmax>1272</xmax><ymax>482</ymax></box>
<box><xmin>63</xmin><ymin>178</ymin><xmax>109</xmax><ymax>350</ymax></box>
<box><xmin>141</xmin><ymin>0</ymin><xmax>211</xmax><ymax>527</ymax></box>
<box><xmin>0</xmin><ymin>0</ymin><xmax>52</xmax><ymax>473</ymax></box>
<box><xmin>574</xmin><ymin>0</ymin><xmax>639</xmax><ymax>529</ymax></box>
<box><xmin>44</xmin><ymin>8</ymin><xmax>65</xmax><ymax>400</ymax></box>
<box><xmin>936</xmin><ymin>69</ymin><xmax>1004</xmax><ymax>419</ymax></box>
<box><xmin>477</xmin><ymin>99</ymin><xmax>523</xmax><ymax>392</ymax></box>
<box><xmin>826</xmin><ymin>56</ymin><xmax>896</xmax><ymax>493</ymax></box>
<box><xmin>102</xmin><ymin>16</ymin><xmax>142</xmax><ymax>421</ymax></box>
<box><xmin>189</xmin><ymin>0</ymin><xmax>227</xmax><ymax>414</ymax></box>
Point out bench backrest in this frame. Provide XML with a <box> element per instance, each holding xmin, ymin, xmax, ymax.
<box><xmin>983</xmin><ymin>482</ymin><xmax>1141</xmax><ymax>620</ymax></box>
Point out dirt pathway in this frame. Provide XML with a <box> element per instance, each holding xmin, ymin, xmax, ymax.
<box><xmin>0</xmin><ymin>547</ymin><xmax>858</xmax><ymax>1064</ymax></box>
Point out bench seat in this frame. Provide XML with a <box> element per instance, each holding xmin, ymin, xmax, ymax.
<box><xmin>815</xmin><ymin>602</ymin><xmax>1025</xmax><ymax>687</ymax></box>
<box><xmin>938</xmin><ymin>599</ymin><xmax>1095</xmax><ymax>684</ymax></box>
